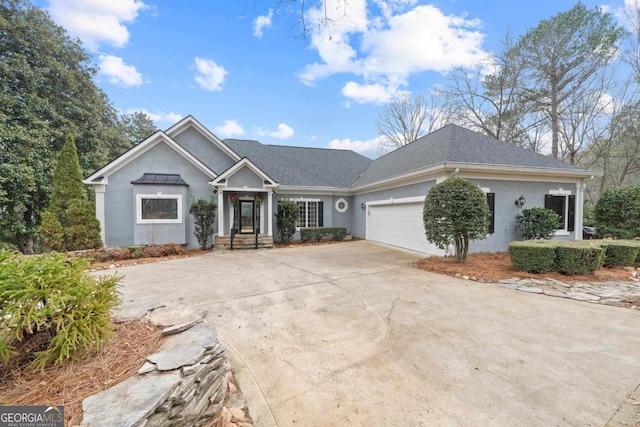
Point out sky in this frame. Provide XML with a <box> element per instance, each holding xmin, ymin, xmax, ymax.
<box><xmin>33</xmin><ymin>0</ymin><xmax>635</xmax><ymax>158</ymax></box>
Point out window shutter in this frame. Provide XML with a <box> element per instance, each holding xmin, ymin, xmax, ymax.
<box><xmin>487</xmin><ymin>193</ymin><xmax>495</xmax><ymax>234</ymax></box>
<box><xmin>567</xmin><ymin>195</ymin><xmax>575</xmax><ymax>232</ymax></box>
<box><xmin>318</xmin><ymin>201</ymin><xmax>324</xmax><ymax>227</ymax></box>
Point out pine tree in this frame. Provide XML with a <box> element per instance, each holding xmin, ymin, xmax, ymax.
<box><xmin>40</xmin><ymin>136</ymin><xmax>102</xmax><ymax>251</ymax></box>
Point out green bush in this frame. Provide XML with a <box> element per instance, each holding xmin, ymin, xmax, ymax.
<box><xmin>515</xmin><ymin>207</ymin><xmax>560</xmax><ymax>240</ymax></box>
<box><xmin>554</xmin><ymin>245</ymin><xmax>605</xmax><ymax>275</ymax></box>
<box><xmin>0</xmin><ymin>250</ymin><xmax>121</xmax><ymax>370</ymax></box>
<box><xmin>595</xmin><ymin>185</ymin><xmax>640</xmax><ymax>239</ymax></box>
<box><xmin>189</xmin><ymin>199</ymin><xmax>217</xmax><ymax>250</ymax></box>
<box><xmin>509</xmin><ymin>241</ymin><xmax>557</xmax><ymax>273</ymax></box>
<box><xmin>300</xmin><ymin>227</ymin><xmax>347</xmax><ymax>242</ymax></box>
<box><xmin>603</xmin><ymin>243</ymin><xmax>640</xmax><ymax>267</ymax></box>
<box><xmin>276</xmin><ymin>199</ymin><xmax>299</xmax><ymax>243</ymax></box>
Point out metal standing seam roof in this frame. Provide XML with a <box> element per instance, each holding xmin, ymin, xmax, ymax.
<box><xmin>352</xmin><ymin>124</ymin><xmax>589</xmax><ymax>188</ymax></box>
<box><xmin>130</xmin><ymin>173</ymin><xmax>189</xmax><ymax>186</ymax></box>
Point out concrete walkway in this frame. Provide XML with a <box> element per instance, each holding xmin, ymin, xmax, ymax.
<box><xmin>114</xmin><ymin>241</ymin><xmax>640</xmax><ymax>426</ymax></box>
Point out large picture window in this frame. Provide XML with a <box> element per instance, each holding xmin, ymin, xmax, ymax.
<box><xmin>296</xmin><ymin>200</ymin><xmax>324</xmax><ymax>228</ymax></box>
<box><xmin>545</xmin><ymin>190</ymin><xmax>575</xmax><ymax>234</ymax></box>
<box><xmin>136</xmin><ymin>194</ymin><xmax>182</xmax><ymax>224</ymax></box>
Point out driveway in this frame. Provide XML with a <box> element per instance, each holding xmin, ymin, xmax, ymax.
<box><xmin>115</xmin><ymin>241</ymin><xmax>640</xmax><ymax>426</ymax></box>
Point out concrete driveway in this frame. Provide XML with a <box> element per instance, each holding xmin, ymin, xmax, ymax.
<box><xmin>115</xmin><ymin>241</ymin><xmax>640</xmax><ymax>426</ymax></box>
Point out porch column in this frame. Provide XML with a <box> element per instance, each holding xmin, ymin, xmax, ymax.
<box><xmin>217</xmin><ymin>189</ymin><xmax>224</xmax><ymax>236</ymax></box>
<box><xmin>268</xmin><ymin>190</ymin><xmax>273</xmax><ymax>236</ymax></box>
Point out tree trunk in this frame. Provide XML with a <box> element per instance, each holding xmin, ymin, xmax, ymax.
<box><xmin>551</xmin><ymin>79</ymin><xmax>559</xmax><ymax>159</ymax></box>
<box><xmin>22</xmin><ymin>237</ymin><xmax>34</xmax><ymax>255</ymax></box>
<box><xmin>455</xmin><ymin>235</ymin><xmax>464</xmax><ymax>262</ymax></box>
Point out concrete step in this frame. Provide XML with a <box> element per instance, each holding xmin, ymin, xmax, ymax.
<box><xmin>214</xmin><ymin>234</ymin><xmax>274</xmax><ymax>250</ymax></box>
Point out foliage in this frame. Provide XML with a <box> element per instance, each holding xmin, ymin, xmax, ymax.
<box><xmin>509</xmin><ymin>241</ymin><xmax>557</xmax><ymax>273</ymax></box>
<box><xmin>0</xmin><ymin>1</ymin><xmax>150</xmax><ymax>252</ymax></box>
<box><xmin>514</xmin><ymin>207</ymin><xmax>560</xmax><ymax>240</ymax></box>
<box><xmin>602</xmin><ymin>243</ymin><xmax>640</xmax><ymax>267</ymax></box>
<box><xmin>118</xmin><ymin>111</ymin><xmax>157</xmax><ymax>147</ymax></box>
<box><xmin>70</xmin><ymin>244</ymin><xmax>187</xmax><ymax>263</ymax></box>
<box><xmin>40</xmin><ymin>136</ymin><xmax>102</xmax><ymax>251</ymax></box>
<box><xmin>595</xmin><ymin>185</ymin><xmax>640</xmax><ymax>238</ymax></box>
<box><xmin>276</xmin><ymin>199</ymin><xmax>300</xmax><ymax>243</ymax></box>
<box><xmin>554</xmin><ymin>245</ymin><xmax>605</xmax><ymax>275</ymax></box>
<box><xmin>300</xmin><ymin>227</ymin><xmax>347</xmax><ymax>242</ymax></box>
<box><xmin>423</xmin><ymin>177</ymin><xmax>489</xmax><ymax>262</ymax></box>
<box><xmin>189</xmin><ymin>199</ymin><xmax>217</xmax><ymax>250</ymax></box>
<box><xmin>0</xmin><ymin>250</ymin><xmax>121</xmax><ymax>370</ymax></box>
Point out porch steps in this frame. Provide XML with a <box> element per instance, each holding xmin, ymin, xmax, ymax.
<box><xmin>214</xmin><ymin>234</ymin><xmax>274</xmax><ymax>250</ymax></box>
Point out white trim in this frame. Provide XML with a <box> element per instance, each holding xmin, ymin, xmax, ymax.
<box><xmin>335</xmin><ymin>198</ymin><xmax>349</xmax><ymax>213</ymax></box>
<box><xmin>294</xmin><ymin>199</ymin><xmax>321</xmax><ymax>228</ymax></box>
<box><xmin>94</xmin><ymin>185</ymin><xmax>106</xmax><ymax>244</ymax></box>
<box><xmin>136</xmin><ymin>194</ymin><xmax>182</xmax><ymax>224</ymax></box>
<box><xmin>548</xmin><ymin>188</ymin><xmax>572</xmax><ymax>236</ymax></box>
<box><xmin>367</xmin><ymin>196</ymin><xmax>425</xmax><ymax>207</ymax></box>
<box><xmin>84</xmin><ymin>131</ymin><xmax>217</xmax><ymax>184</ymax></box>
<box><xmin>217</xmin><ymin>190</ymin><xmax>224</xmax><ymax>236</ymax></box>
<box><xmin>210</xmin><ymin>157</ymin><xmax>277</xmax><ymax>187</ymax></box>
<box><xmin>267</xmin><ymin>191</ymin><xmax>273</xmax><ymax>236</ymax></box>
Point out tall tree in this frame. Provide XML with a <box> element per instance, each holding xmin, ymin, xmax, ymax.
<box><xmin>0</xmin><ymin>0</ymin><xmax>120</xmax><ymax>252</ymax></box>
<box><xmin>376</xmin><ymin>93</ymin><xmax>452</xmax><ymax>153</ymax></box>
<box><xmin>40</xmin><ymin>136</ymin><xmax>102</xmax><ymax>252</ymax></box>
<box><xmin>513</xmin><ymin>3</ymin><xmax>626</xmax><ymax>159</ymax></box>
<box><xmin>119</xmin><ymin>111</ymin><xmax>157</xmax><ymax>147</ymax></box>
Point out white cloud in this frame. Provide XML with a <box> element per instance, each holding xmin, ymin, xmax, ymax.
<box><xmin>215</xmin><ymin>120</ymin><xmax>245</xmax><ymax>137</ymax></box>
<box><xmin>47</xmin><ymin>0</ymin><xmax>148</xmax><ymax>50</ymax></box>
<box><xmin>269</xmin><ymin>123</ymin><xmax>295</xmax><ymax>139</ymax></box>
<box><xmin>98</xmin><ymin>55</ymin><xmax>143</xmax><ymax>88</ymax></box>
<box><xmin>125</xmin><ymin>108</ymin><xmax>182</xmax><ymax>124</ymax></box>
<box><xmin>194</xmin><ymin>57</ymin><xmax>228</xmax><ymax>92</ymax></box>
<box><xmin>328</xmin><ymin>135</ymin><xmax>385</xmax><ymax>156</ymax></box>
<box><xmin>341</xmin><ymin>81</ymin><xmax>408</xmax><ymax>104</ymax></box>
<box><xmin>299</xmin><ymin>1</ymin><xmax>486</xmax><ymax>104</ymax></box>
<box><xmin>254</xmin><ymin>9</ymin><xmax>274</xmax><ymax>38</ymax></box>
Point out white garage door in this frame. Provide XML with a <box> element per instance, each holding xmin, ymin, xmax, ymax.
<box><xmin>367</xmin><ymin>201</ymin><xmax>442</xmax><ymax>255</ymax></box>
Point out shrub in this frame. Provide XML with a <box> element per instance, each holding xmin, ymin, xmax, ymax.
<box><xmin>514</xmin><ymin>207</ymin><xmax>560</xmax><ymax>240</ymax></box>
<box><xmin>554</xmin><ymin>245</ymin><xmax>605</xmax><ymax>275</ymax></box>
<box><xmin>276</xmin><ymin>199</ymin><xmax>299</xmax><ymax>243</ymax></box>
<box><xmin>423</xmin><ymin>177</ymin><xmax>489</xmax><ymax>262</ymax></box>
<box><xmin>603</xmin><ymin>242</ymin><xmax>640</xmax><ymax>267</ymax></box>
<box><xmin>190</xmin><ymin>199</ymin><xmax>217</xmax><ymax>250</ymax></box>
<box><xmin>300</xmin><ymin>227</ymin><xmax>347</xmax><ymax>242</ymax></box>
<box><xmin>0</xmin><ymin>250</ymin><xmax>120</xmax><ymax>370</ymax></box>
<box><xmin>595</xmin><ymin>185</ymin><xmax>640</xmax><ymax>239</ymax></box>
<box><xmin>509</xmin><ymin>241</ymin><xmax>556</xmax><ymax>273</ymax></box>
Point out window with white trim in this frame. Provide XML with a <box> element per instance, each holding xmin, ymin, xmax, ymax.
<box><xmin>545</xmin><ymin>189</ymin><xmax>575</xmax><ymax>234</ymax></box>
<box><xmin>296</xmin><ymin>200</ymin><xmax>323</xmax><ymax>228</ymax></box>
<box><xmin>136</xmin><ymin>194</ymin><xmax>182</xmax><ymax>224</ymax></box>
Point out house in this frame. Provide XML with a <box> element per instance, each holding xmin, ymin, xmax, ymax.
<box><xmin>84</xmin><ymin>115</ymin><xmax>597</xmax><ymax>254</ymax></box>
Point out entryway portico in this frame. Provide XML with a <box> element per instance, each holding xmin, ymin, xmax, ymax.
<box><xmin>210</xmin><ymin>158</ymin><xmax>278</xmax><ymax>240</ymax></box>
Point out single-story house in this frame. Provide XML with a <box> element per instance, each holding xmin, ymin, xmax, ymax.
<box><xmin>84</xmin><ymin>115</ymin><xmax>597</xmax><ymax>254</ymax></box>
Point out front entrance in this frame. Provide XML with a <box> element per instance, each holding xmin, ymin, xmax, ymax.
<box><xmin>239</xmin><ymin>200</ymin><xmax>255</xmax><ymax>234</ymax></box>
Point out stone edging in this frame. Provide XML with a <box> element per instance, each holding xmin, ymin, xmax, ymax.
<box><xmin>79</xmin><ymin>301</ymin><xmax>254</xmax><ymax>427</ymax></box>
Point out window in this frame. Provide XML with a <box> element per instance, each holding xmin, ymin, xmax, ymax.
<box><xmin>296</xmin><ymin>200</ymin><xmax>324</xmax><ymax>228</ymax></box>
<box><xmin>136</xmin><ymin>194</ymin><xmax>182</xmax><ymax>224</ymax></box>
<box><xmin>545</xmin><ymin>190</ymin><xmax>575</xmax><ymax>234</ymax></box>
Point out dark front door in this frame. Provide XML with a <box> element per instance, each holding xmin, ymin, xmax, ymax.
<box><xmin>239</xmin><ymin>200</ymin><xmax>255</xmax><ymax>234</ymax></box>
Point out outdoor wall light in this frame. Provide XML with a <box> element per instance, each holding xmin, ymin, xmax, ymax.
<box><xmin>360</xmin><ymin>202</ymin><xmax>365</xmax><ymax>210</ymax></box>
<box><xmin>515</xmin><ymin>195</ymin><xmax>526</xmax><ymax>208</ymax></box>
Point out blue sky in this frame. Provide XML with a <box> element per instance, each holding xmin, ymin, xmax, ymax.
<box><xmin>35</xmin><ymin>0</ymin><xmax>632</xmax><ymax>158</ymax></box>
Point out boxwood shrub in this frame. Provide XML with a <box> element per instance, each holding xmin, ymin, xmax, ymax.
<box><xmin>300</xmin><ymin>227</ymin><xmax>348</xmax><ymax>242</ymax></box>
<box><xmin>602</xmin><ymin>243</ymin><xmax>640</xmax><ymax>267</ymax></box>
<box><xmin>554</xmin><ymin>245</ymin><xmax>605</xmax><ymax>275</ymax></box>
<box><xmin>509</xmin><ymin>241</ymin><xmax>556</xmax><ymax>273</ymax></box>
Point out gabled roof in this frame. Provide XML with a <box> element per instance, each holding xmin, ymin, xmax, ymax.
<box><xmin>211</xmin><ymin>157</ymin><xmax>277</xmax><ymax>187</ymax></box>
<box><xmin>165</xmin><ymin>115</ymin><xmax>241</xmax><ymax>162</ymax></box>
<box><xmin>353</xmin><ymin>124</ymin><xmax>591</xmax><ymax>188</ymax></box>
<box><xmin>84</xmin><ymin>130</ymin><xmax>217</xmax><ymax>185</ymax></box>
<box><xmin>223</xmin><ymin>139</ymin><xmax>373</xmax><ymax>188</ymax></box>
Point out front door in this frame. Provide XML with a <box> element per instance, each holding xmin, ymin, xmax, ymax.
<box><xmin>239</xmin><ymin>200</ymin><xmax>255</xmax><ymax>234</ymax></box>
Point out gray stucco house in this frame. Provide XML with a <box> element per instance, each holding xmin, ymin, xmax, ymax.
<box><xmin>84</xmin><ymin>115</ymin><xmax>596</xmax><ymax>254</ymax></box>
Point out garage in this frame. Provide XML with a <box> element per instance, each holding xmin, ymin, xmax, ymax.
<box><xmin>366</xmin><ymin>197</ymin><xmax>442</xmax><ymax>255</ymax></box>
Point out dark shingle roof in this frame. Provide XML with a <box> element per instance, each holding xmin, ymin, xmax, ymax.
<box><xmin>130</xmin><ymin>173</ymin><xmax>188</xmax><ymax>186</ymax></box>
<box><xmin>223</xmin><ymin>139</ymin><xmax>372</xmax><ymax>187</ymax></box>
<box><xmin>353</xmin><ymin>124</ymin><xmax>587</xmax><ymax>188</ymax></box>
